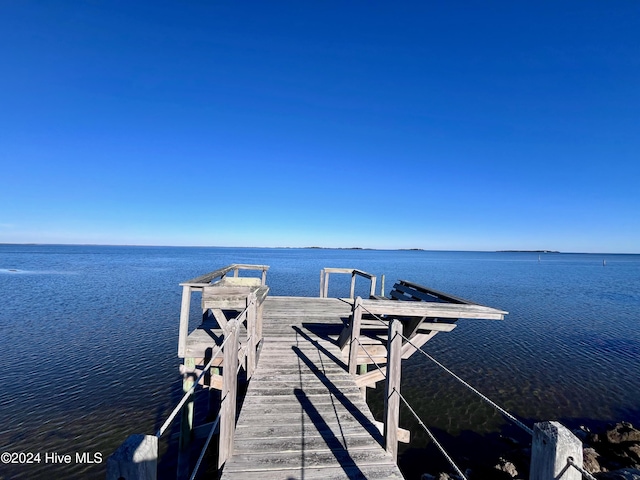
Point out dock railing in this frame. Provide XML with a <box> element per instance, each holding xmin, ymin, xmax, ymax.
<box><xmin>177</xmin><ymin>264</ymin><xmax>268</xmax><ymax>358</ymax></box>
<box><xmin>347</xmin><ymin>296</ymin><xmax>590</xmax><ymax>480</ymax></box>
<box><xmin>319</xmin><ymin>267</ymin><xmax>377</xmax><ymax>299</ymax></box>
<box><xmin>107</xmin><ymin>291</ymin><xmax>261</xmax><ymax>480</ymax></box>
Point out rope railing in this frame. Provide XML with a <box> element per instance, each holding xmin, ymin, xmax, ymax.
<box><xmin>350</xmin><ymin>301</ymin><xmax>537</xmax><ymax>478</ymax></box>
<box><xmin>189</xmin><ymin>412</ymin><xmax>221</xmax><ymax>480</ymax></box>
<box><xmin>354</xmin><ymin>336</ymin><xmax>386</xmax><ymax>379</ymax></box>
<box><xmin>156</xmin><ymin>329</ymin><xmax>234</xmax><ymax>438</ymax></box>
<box><xmin>157</xmin><ymin>301</ymin><xmax>250</xmax><ymax>439</ymax></box>
<box><xmin>396</xmin><ymin>390</ymin><xmax>468</xmax><ymax>480</ymax></box>
<box><xmin>567</xmin><ymin>457</ymin><xmax>598</xmax><ymax>480</ymax></box>
<box><xmin>399</xmin><ymin>333</ymin><xmax>534</xmax><ymax>436</ymax></box>
<box><xmin>357</xmin><ymin>302</ymin><xmax>533</xmax><ymax>436</ymax></box>
<box><xmin>354</xmin><ymin>333</ymin><xmax>468</xmax><ymax>478</ymax></box>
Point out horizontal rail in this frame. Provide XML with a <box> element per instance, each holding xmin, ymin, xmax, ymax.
<box><xmin>181</xmin><ymin>264</ymin><xmax>269</xmax><ymax>286</ymax></box>
<box><xmin>320</xmin><ymin>267</ymin><xmax>377</xmax><ymax>299</ymax></box>
<box><xmin>358</xmin><ymin>298</ymin><xmax>507</xmax><ymax>320</ymax></box>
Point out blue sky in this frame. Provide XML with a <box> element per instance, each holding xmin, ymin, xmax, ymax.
<box><xmin>1</xmin><ymin>2</ymin><xmax>638</xmax><ymax>252</ymax></box>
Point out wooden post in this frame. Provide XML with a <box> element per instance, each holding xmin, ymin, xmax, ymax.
<box><xmin>384</xmin><ymin>317</ymin><xmax>403</xmax><ymax>460</ymax></box>
<box><xmin>179</xmin><ymin>357</ymin><xmax>195</xmax><ymax>451</ymax></box>
<box><xmin>319</xmin><ymin>269</ymin><xmax>325</xmax><ymax>298</ymax></box>
<box><xmin>381</xmin><ymin>274</ymin><xmax>385</xmax><ymax>297</ymax></box>
<box><xmin>530</xmin><ymin>421</ymin><xmax>583</xmax><ymax>480</ymax></box>
<box><xmin>178</xmin><ymin>286</ymin><xmax>191</xmax><ymax>357</ymax></box>
<box><xmin>348</xmin><ymin>297</ymin><xmax>363</xmax><ymax>375</ymax></box>
<box><xmin>106</xmin><ymin>434</ymin><xmax>158</xmax><ymax>480</ymax></box>
<box><xmin>219</xmin><ymin>319</ymin><xmax>239</xmax><ymax>468</ymax></box>
<box><xmin>323</xmin><ymin>270</ymin><xmax>330</xmax><ymax>298</ymax></box>
<box><xmin>261</xmin><ymin>268</ymin><xmax>267</xmax><ymax>285</ymax></box>
<box><xmin>358</xmin><ymin>364</ymin><xmax>367</xmax><ymax>400</ymax></box>
<box><xmin>246</xmin><ymin>292</ymin><xmax>257</xmax><ymax>379</ymax></box>
<box><xmin>256</xmin><ymin>301</ymin><xmax>264</xmax><ymax>345</ymax></box>
<box><xmin>369</xmin><ymin>276</ymin><xmax>377</xmax><ymax>298</ymax></box>
<box><xmin>350</xmin><ymin>272</ymin><xmax>356</xmax><ymax>299</ymax></box>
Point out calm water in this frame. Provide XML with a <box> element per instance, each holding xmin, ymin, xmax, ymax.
<box><xmin>0</xmin><ymin>245</ymin><xmax>639</xmax><ymax>479</ymax></box>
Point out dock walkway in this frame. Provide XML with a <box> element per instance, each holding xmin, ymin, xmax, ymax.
<box><xmin>220</xmin><ymin>296</ymin><xmax>404</xmax><ymax>480</ymax></box>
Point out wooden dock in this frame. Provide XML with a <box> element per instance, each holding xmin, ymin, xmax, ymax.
<box><xmin>220</xmin><ymin>296</ymin><xmax>404</xmax><ymax>480</ymax></box>
<box><xmin>106</xmin><ymin>264</ymin><xmax>511</xmax><ymax>480</ymax></box>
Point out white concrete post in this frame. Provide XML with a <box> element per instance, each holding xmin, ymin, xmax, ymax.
<box><xmin>106</xmin><ymin>434</ymin><xmax>157</xmax><ymax>480</ymax></box>
<box><xmin>530</xmin><ymin>421</ymin><xmax>583</xmax><ymax>480</ymax></box>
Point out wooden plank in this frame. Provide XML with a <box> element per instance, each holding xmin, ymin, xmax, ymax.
<box><xmin>359</xmin><ymin>298</ymin><xmax>507</xmax><ymax>319</ymax></box>
<box><xmin>219</xmin><ymin>295</ymin><xmax>404</xmax><ymax>480</ymax></box>
<box><xmin>397</xmin><ymin>279</ymin><xmax>475</xmax><ymax>304</ymax></box>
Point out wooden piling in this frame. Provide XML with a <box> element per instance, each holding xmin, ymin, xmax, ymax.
<box><xmin>218</xmin><ymin>319</ymin><xmax>239</xmax><ymax>468</ymax></box>
<box><xmin>384</xmin><ymin>317</ymin><xmax>403</xmax><ymax>461</ymax></box>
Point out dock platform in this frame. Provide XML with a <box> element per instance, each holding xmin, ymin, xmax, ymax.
<box><xmin>106</xmin><ymin>264</ymin><xmax>510</xmax><ymax>480</ymax></box>
<box><xmin>220</xmin><ymin>296</ymin><xmax>404</xmax><ymax>480</ymax></box>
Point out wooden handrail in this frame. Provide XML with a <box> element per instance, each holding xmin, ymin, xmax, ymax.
<box><xmin>181</xmin><ymin>264</ymin><xmax>270</xmax><ymax>287</ymax></box>
<box><xmin>319</xmin><ymin>268</ymin><xmax>377</xmax><ymax>299</ymax></box>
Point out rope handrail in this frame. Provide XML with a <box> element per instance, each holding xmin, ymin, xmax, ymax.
<box><xmin>189</xmin><ymin>412</ymin><xmax>222</xmax><ymax>480</ymax></box>
<box><xmin>567</xmin><ymin>457</ymin><xmax>598</xmax><ymax>480</ymax></box>
<box><xmin>156</xmin><ymin>314</ymin><xmax>244</xmax><ymax>438</ymax></box>
<box><xmin>352</xmin><ymin>313</ymin><xmax>466</xmax><ymax>478</ymax></box>
<box><xmin>357</xmin><ymin>302</ymin><xmax>533</xmax><ymax>436</ymax></box>
<box><xmin>399</xmin><ymin>333</ymin><xmax>534</xmax><ymax>436</ymax></box>
<box><xmin>354</xmin><ymin>336</ymin><xmax>387</xmax><ymax>379</ymax></box>
<box><xmin>396</xmin><ymin>389</ymin><xmax>468</xmax><ymax>480</ymax></box>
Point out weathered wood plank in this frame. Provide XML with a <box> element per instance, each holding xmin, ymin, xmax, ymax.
<box><xmin>220</xmin><ymin>296</ymin><xmax>404</xmax><ymax>480</ymax></box>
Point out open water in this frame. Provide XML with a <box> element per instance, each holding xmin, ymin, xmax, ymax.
<box><xmin>0</xmin><ymin>245</ymin><xmax>639</xmax><ymax>479</ymax></box>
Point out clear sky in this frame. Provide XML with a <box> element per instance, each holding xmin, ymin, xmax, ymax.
<box><xmin>1</xmin><ymin>2</ymin><xmax>638</xmax><ymax>252</ymax></box>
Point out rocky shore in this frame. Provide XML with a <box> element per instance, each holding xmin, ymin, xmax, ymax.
<box><xmin>421</xmin><ymin>422</ymin><xmax>640</xmax><ymax>480</ymax></box>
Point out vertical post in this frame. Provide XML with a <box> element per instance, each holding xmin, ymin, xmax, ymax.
<box><xmin>369</xmin><ymin>276</ymin><xmax>377</xmax><ymax>298</ymax></box>
<box><xmin>319</xmin><ymin>269</ymin><xmax>325</xmax><ymax>298</ymax></box>
<box><xmin>358</xmin><ymin>363</ymin><xmax>368</xmax><ymax>400</ymax></box>
<box><xmin>350</xmin><ymin>272</ymin><xmax>356</xmax><ymax>299</ymax></box>
<box><xmin>256</xmin><ymin>301</ymin><xmax>264</xmax><ymax>345</ymax></box>
<box><xmin>261</xmin><ymin>268</ymin><xmax>267</xmax><ymax>285</ymax></box>
<box><xmin>323</xmin><ymin>271</ymin><xmax>330</xmax><ymax>298</ymax></box>
<box><xmin>106</xmin><ymin>434</ymin><xmax>158</xmax><ymax>480</ymax></box>
<box><xmin>233</xmin><ymin>267</ymin><xmax>239</xmax><ymax>277</ymax></box>
<box><xmin>530</xmin><ymin>421</ymin><xmax>583</xmax><ymax>480</ymax></box>
<box><xmin>178</xmin><ymin>286</ymin><xmax>192</xmax><ymax>357</ymax></box>
<box><xmin>348</xmin><ymin>297</ymin><xmax>363</xmax><ymax>375</ymax></box>
<box><xmin>384</xmin><ymin>317</ymin><xmax>403</xmax><ymax>460</ymax></box>
<box><xmin>219</xmin><ymin>320</ymin><xmax>239</xmax><ymax>468</ymax></box>
<box><xmin>179</xmin><ymin>357</ymin><xmax>195</xmax><ymax>451</ymax></box>
<box><xmin>246</xmin><ymin>292</ymin><xmax>257</xmax><ymax>379</ymax></box>
<box><xmin>381</xmin><ymin>274</ymin><xmax>385</xmax><ymax>297</ymax></box>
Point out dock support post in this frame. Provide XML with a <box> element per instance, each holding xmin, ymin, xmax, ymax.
<box><xmin>350</xmin><ymin>272</ymin><xmax>356</xmax><ymax>299</ymax></box>
<box><xmin>384</xmin><ymin>317</ymin><xmax>403</xmax><ymax>461</ymax></box>
<box><xmin>218</xmin><ymin>319</ymin><xmax>239</xmax><ymax>468</ymax></box>
<box><xmin>178</xmin><ymin>285</ymin><xmax>191</xmax><ymax>357</ymax></box>
<box><xmin>358</xmin><ymin>364</ymin><xmax>367</xmax><ymax>400</ymax></box>
<box><xmin>246</xmin><ymin>292</ymin><xmax>257</xmax><ymax>379</ymax></box>
<box><xmin>106</xmin><ymin>434</ymin><xmax>158</xmax><ymax>480</ymax></box>
<box><xmin>530</xmin><ymin>421</ymin><xmax>582</xmax><ymax>480</ymax></box>
<box><xmin>179</xmin><ymin>357</ymin><xmax>195</xmax><ymax>451</ymax></box>
<box><xmin>380</xmin><ymin>274</ymin><xmax>385</xmax><ymax>297</ymax></box>
<box><xmin>348</xmin><ymin>297</ymin><xmax>363</xmax><ymax>375</ymax></box>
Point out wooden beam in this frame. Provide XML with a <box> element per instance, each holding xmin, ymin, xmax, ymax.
<box><xmin>177</xmin><ymin>285</ymin><xmax>192</xmax><ymax>358</ymax></box>
<box><xmin>348</xmin><ymin>297</ymin><xmax>363</xmax><ymax>376</ymax></box>
<box><xmin>359</xmin><ymin>298</ymin><xmax>507</xmax><ymax>320</ymax></box>
<box><xmin>384</xmin><ymin>318</ymin><xmax>403</xmax><ymax>460</ymax></box>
